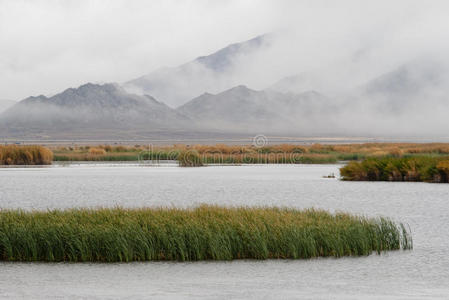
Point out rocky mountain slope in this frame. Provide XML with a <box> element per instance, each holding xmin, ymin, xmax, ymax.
<box><xmin>2</xmin><ymin>35</ymin><xmax>449</xmax><ymax>139</ymax></box>
<box><xmin>177</xmin><ymin>85</ymin><xmax>334</xmax><ymax>134</ymax></box>
<box><xmin>0</xmin><ymin>83</ymin><xmax>191</xmax><ymax>139</ymax></box>
<box><xmin>124</xmin><ymin>34</ymin><xmax>272</xmax><ymax>107</ymax></box>
<box><xmin>359</xmin><ymin>59</ymin><xmax>448</xmax><ymax>113</ymax></box>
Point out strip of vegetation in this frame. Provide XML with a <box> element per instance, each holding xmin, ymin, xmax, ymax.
<box><xmin>51</xmin><ymin>143</ymin><xmax>449</xmax><ymax>164</ymax></box>
<box><xmin>177</xmin><ymin>150</ymin><xmax>204</xmax><ymax>167</ymax></box>
<box><xmin>340</xmin><ymin>156</ymin><xmax>449</xmax><ymax>182</ymax></box>
<box><xmin>0</xmin><ymin>145</ymin><xmax>53</xmax><ymax>165</ymax></box>
<box><xmin>54</xmin><ymin>154</ymin><xmax>140</xmax><ymax>161</ymax></box>
<box><xmin>0</xmin><ymin>206</ymin><xmax>412</xmax><ymax>262</ymax></box>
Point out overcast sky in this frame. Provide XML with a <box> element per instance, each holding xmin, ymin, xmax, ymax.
<box><xmin>1</xmin><ymin>0</ymin><xmax>449</xmax><ymax>101</ymax></box>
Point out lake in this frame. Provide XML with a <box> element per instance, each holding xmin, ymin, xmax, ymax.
<box><xmin>0</xmin><ymin>163</ymin><xmax>448</xmax><ymax>299</ymax></box>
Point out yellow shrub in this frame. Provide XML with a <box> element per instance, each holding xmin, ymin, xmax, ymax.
<box><xmin>0</xmin><ymin>145</ymin><xmax>53</xmax><ymax>165</ymax></box>
<box><xmin>88</xmin><ymin>148</ymin><xmax>106</xmax><ymax>155</ymax></box>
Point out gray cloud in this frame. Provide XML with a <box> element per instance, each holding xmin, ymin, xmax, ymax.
<box><xmin>1</xmin><ymin>0</ymin><xmax>449</xmax><ymax>104</ymax></box>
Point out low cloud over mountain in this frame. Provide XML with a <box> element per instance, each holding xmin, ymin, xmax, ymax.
<box><xmin>178</xmin><ymin>85</ymin><xmax>334</xmax><ymax>135</ymax></box>
<box><xmin>0</xmin><ymin>83</ymin><xmax>190</xmax><ymax>139</ymax></box>
<box><xmin>2</xmin><ymin>34</ymin><xmax>449</xmax><ymax>140</ymax></box>
<box><xmin>124</xmin><ymin>34</ymin><xmax>272</xmax><ymax>107</ymax></box>
<box><xmin>0</xmin><ymin>100</ymin><xmax>16</xmax><ymax>113</ymax></box>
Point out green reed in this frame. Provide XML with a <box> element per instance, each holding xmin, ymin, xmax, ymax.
<box><xmin>0</xmin><ymin>206</ymin><xmax>412</xmax><ymax>262</ymax></box>
<box><xmin>177</xmin><ymin>150</ymin><xmax>203</xmax><ymax>167</ymax></box>
<box><xmin>340</xmin><ymin>156</ymin><xmax>449</xmax><ymax>182</ymax></box>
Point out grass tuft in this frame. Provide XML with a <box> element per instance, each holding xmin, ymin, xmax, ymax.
<box><xmin>0</xmin><ymin>206</ymin><xmax>412</xmax><ymax>262</ymax></box>
<box><xmin>0</xmin><ymin>145</ymin><xmax>53</xmax><ymax>165</ymax></box>
<box><xmin>340</xmin><ymin>156</ymin><xmax>449</xmax><ymax>182</ymax></box>
<box><xmin>178</xmin><ymin>150</ymin><xmax>204</xmax><ymax>167</ymax></box>
<box><xmin>51</xmin><ymin>143</ymin><xmax>449</xmax><ymax>164</ymax></box>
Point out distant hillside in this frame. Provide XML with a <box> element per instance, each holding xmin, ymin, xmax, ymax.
<box><xmin>124</xmin><ymin>34</ymin><xmax>272</xmax><ymax>107</ymax></box>
<box><xmin>268</xmin><ymin>72</ymin><xmax>325</xmax><ymax>94</ymax></box>
<box><xmin>359</xmin><ymin>59</ymin><xmax>448</xmax><ymax>113</ymax></box>
<box><xmin>0</xmin><ymin>83</ymin><xmax>192</xmax><ymax>139</ymax></box>
<box><xmin>0</xmin><ymin>99</ymin><xmax>16</xmax><ymax>113</ymax></box>
<box><xmin>3</xmin><ymin>35</ymin><xmax>449</xmax><ymax>140</ymax></box>
<box><xmin>0</xmin><ymin>82</ymin><xmax>341</xmax><ymax>139</ymax></box>
<box><xmin>178</xmin><ymin>85</ymin><xmax>334</xmax><ymax>134</ymax></box>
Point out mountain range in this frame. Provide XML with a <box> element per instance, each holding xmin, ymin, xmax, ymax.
<box><xmin>0</xmin><ymin>84</ymin><xmax>190</xmax><ymax>139</ymax></box>
<box><xmin>124</xmin><ymin>34</ymin><xmax>273</xmax><ymax>108</ymax></box>
<box><xmin>1</xmin><ymin>35</ymin><xmax>449</xmax><ymax>140</ymax></box>
<box><xmin>178</xmin><ymin>86</ymin><xmax>333</xmax><ymax>134</ymax></box>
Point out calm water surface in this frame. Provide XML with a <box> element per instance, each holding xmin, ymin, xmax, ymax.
<box><xmin>0</xmin><ymin>163</ymin><xmax>448</xmax><ymax>299</ymax></box>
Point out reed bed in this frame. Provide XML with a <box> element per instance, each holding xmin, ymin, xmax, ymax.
<box><xmin>0</xmin><ymin>206</ymin><xmax>412</xmax><ymax>262</ymax></box>
<box><xmin>340</xmin><ymin>156</ymin><xmax>449</xmax><ymax>182</ymax></box>
<box><xmin>52</xmin><ymin>145</ymin><xmax>140</xmax><ymax>161</ymax></box>
<box><xmin>53</xmin><ymin>146</ymin><xmax>337</xmax><ymax>164</ymax></box>
<box><xmin>51</xmin><ymin>143</ymin><xmax>449</xmax><ymax>164</ymax></box>
<box><xmin>177</xmin><ymin>150</ymin><xmax>203</xmax><ymax>167</ymax></box>
<box><xmin>54</xmin><ymin>153</ymin><xmax>140</xmax><ymax>161</ymax></box>
<box><xmin>200</xmin><ymin>153</ymin><xmax>337</xmax><ymax>164</ymax></box>
<box><xmin>0</xmin><ymin>145</ymin><xmax>53</xmax><ymax>165</ymax></box>
<box><xmin>88</xmin><ymin>147</ymin><xmax>107</xmax><ymax>155</ymax></box>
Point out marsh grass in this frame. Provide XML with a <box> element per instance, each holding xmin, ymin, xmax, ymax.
<box><xmin>53</xmin><ymin>145</ymin><xmax>142</xmax><ymax>162</ymax></box>
<box><xmin>178</xmin><ymin>150</ymin><xmax>203</xmax><ymax>167</ymax></box>
<box><xmin>51</xmin><ymin>143</ymin><xmax>449</xmax><ymax>164</ymax></box>
<box><xmin>54</xmin><ymin>153</ymin><xmax>139</xmax><ymax>161</ymax></box>
<box><xmin>0</xmin><ymin>206</ymin><xmax>412</xmax><ymax>262</ymax></box>
<box><xmin>88</xmin><ymin>147</ymin><xmax>107</xmax><ymax>155</ymax></box>
<box><xmin>200</xmin><ymin>153</ymin><xmax>337</xmax><ymax>164</ymax></box>
<box><xmin>340</xmin><ymin>156</ymin><xmax>449</xmax><ymax>182</ymax></box>
<box><xmin>0</xmin><ymin>145</ymin><xmax>53</xmax><ymax>165</ymax></box>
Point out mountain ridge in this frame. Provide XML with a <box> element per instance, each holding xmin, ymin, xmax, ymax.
<box><xmin>177</xmin><ymin>85</ymin><xmax>333</xmax><ymax>134</ymax></box>
<box><xmin>2</xmin><ymin>36</ymin><xmax>449</xmax><ymax>139</ymax></box>
<box><xmin>124</xmin><ymin>34</ymin><xmax>273</xmax><ymax>107</ymax></box>
<box><xmin>0</xmin><ymin>83</ymin><xmax>192</xmax><ymax>139</ymax></box>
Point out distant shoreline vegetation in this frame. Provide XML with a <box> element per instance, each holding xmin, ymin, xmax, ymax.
<box><xmin>5</xmin><ymin>143</ymin><xmax>449</xmax><ymax>167</ymax></box>
<box><xmin>51</xmin><ymin>142</ymin><xmax>449</xmax><ymax>165</ymax></box>
<box><xmin>52</xmin><ymin>144</ymin><xmax>339</xmax><ymax>164</ymax></box>
<box><xmin>0</xmin><ymin>145</ymin><xmax>53</xmax><ymax>165</ymax></box>
<box><xmin>340</xmin><ymin>156</ymin><xmax>449</xmax><ymax>183</ymax></box>
<box><xmin>0</xmin><ymin>206</ymin><xmax>412</xmax><ymax>262</ymax></box>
